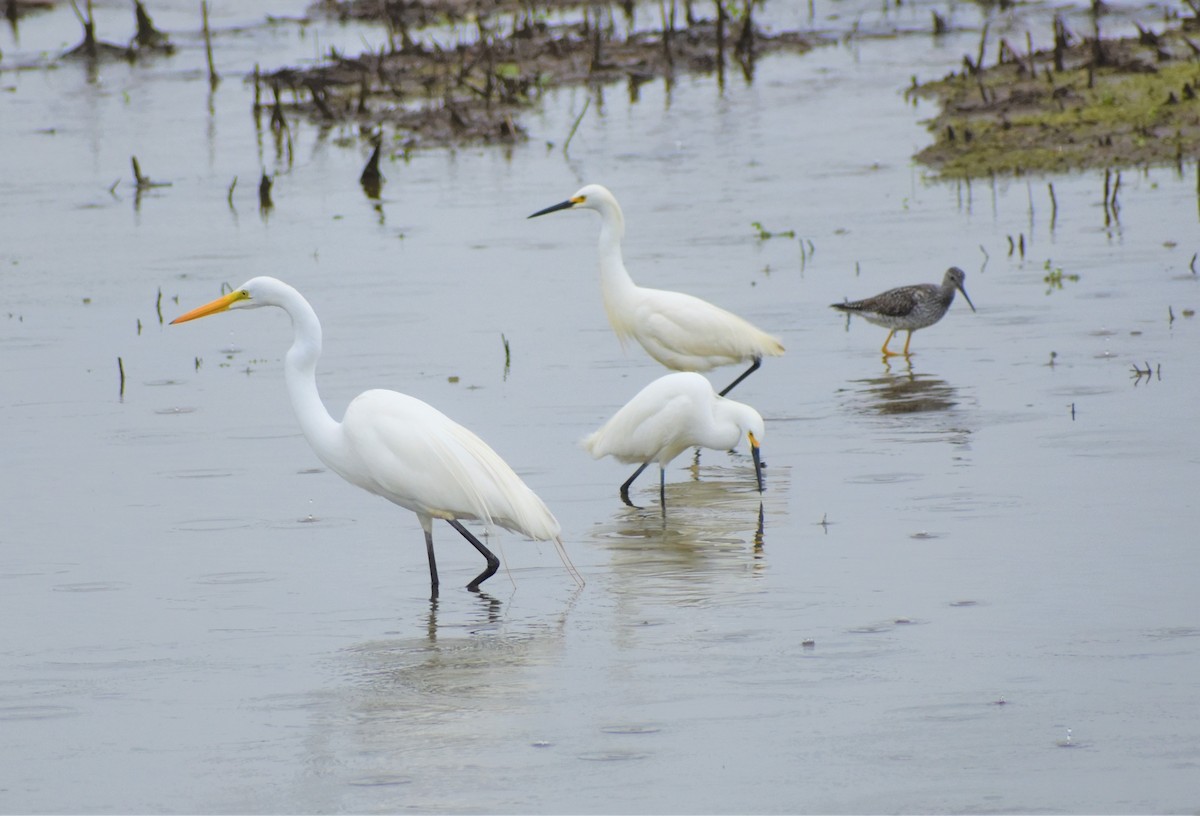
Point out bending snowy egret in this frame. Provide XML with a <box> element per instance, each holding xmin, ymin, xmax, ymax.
<box><xmin>831</xmin><ymin>266</ymin><xmax>976</xmax><ymax>357</ymax></box>
<box><xmin>171</xmin><ymin>276</ymin><xmax>580</xmax><ymax>597</ymax></box>
<box><xmin>528</xmin><ymin>184</ymin><xmax>784</xmax><ymax>396</ymax></box>
<box><xmin>584</xmin><ymin>372</ymin><xmax>765</xmax><ymax>510</ymax></box>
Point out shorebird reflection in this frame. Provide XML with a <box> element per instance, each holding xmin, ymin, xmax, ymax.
<box><xmin>849</xmin><ymin>361</ymin><xmax>960</xmax><ymax>416</ymax></box>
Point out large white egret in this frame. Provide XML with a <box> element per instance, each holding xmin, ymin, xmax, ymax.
<box><xmin>831</xmin><ymin>266</ymin><xmax>975</xmax><ymax>357</ymax></box>
<box><xmin>584</xmin><ymin>372</ymin><xmax>765</xmax><ymax>510</ymax></box>
<box><xmin>171</xmin><ymin>276</ymin><xmax>581</xmax><ymax>596</ymax></box>
<box><xmin>528</xmin><ymin>183</ymin><xmax>784</xmax><ymax>396</ymax></box>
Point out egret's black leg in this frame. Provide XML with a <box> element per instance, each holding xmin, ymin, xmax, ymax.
<box><xmin>659</xmin><ymin>467</ymin><xmax>667</xmax><ymax>515</ymax></box>
<box><xmin>718</xmin><ymin>356</ymin><xmax>762</xmax><ymax>397</ymax></box>
<box><xmin>620</xmin><ymin>461</ymin><xmax>650</xmax><ymax>507</ymax></box>
<box><xmin>424</xmin><ymin>528</ymin><xmax>440</xmax><ymax>598</ymax></box>
<box><xmin>448</xmin><ymin>519</ymin><xmax>500</xmax><ymax>591</ymax></box>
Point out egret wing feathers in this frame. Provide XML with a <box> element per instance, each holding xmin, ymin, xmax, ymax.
<box><xmin>630</xmin><ymin>289</ymin><xmax>783</xmax><ymax>371</ymax></box>
<box><xmin>342</xmin><ymin>390</ymin><xmax>560</xmax><ymax>541</ymax></box>
<box><xmin>584</xmin><ymin>374</ymin><xmax>713</xmax><ymax>466</ymax></box>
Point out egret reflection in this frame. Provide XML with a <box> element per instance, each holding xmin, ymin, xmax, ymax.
<box><xmin>304</xmin><ymin>596</ymin><xmax>572</xmax><ymax>809</ymax></box>
<box><xmin>422</xmin><ymin>592</ymin><xmax>503</xmax><ymax>643</ymax></box>
<box><xmin>589</xmin><ymin>459</ymin><xmax>781</xmax><ymax>600</ymax></box>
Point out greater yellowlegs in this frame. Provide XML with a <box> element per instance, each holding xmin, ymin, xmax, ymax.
<box><xmin>831</xmin><ymin>267</ymin><xmax>975</xmax><ymax>356</ymax></box>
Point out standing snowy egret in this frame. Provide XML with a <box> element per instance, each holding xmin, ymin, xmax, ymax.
<box><xmin>528</xmin><ymin>184</ymin><xmax>784</xmax><ymax>396</ymax></box>
<box><xmin>584</xmin><ymin>372</ymin><xmax>765</xmax><ymax>510</ymax></box>
<box><xmin>831</xmin><ymin>266</ymin><xmax>976</xmax><ymax>357</ymax></box>
<box><xmin>171</xmin><ymin>276</ymin><xmax>581</xmax><ymax>597</ymax></box>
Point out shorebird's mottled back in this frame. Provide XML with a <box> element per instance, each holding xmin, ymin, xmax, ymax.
<box><xmin>832</xmin><ymin>267</ymin><xmax>975</xmax><ymax>356</ymax></box>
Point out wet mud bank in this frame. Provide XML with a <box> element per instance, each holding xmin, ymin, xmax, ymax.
<box><xmin>912</xmin><ymin>6</ymin><xmax>1200</xmax><ymax>178</ymax></box>
<box><xmin>259</xmin><ymin>1</ymin><xmax>823</xmax><ymax>147</ymax></box>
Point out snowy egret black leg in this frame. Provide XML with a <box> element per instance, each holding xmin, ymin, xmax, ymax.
<box><xmin>718</xmin><ymin>356</ymin><xmax>762</xmax><ymax>396</ymax></box>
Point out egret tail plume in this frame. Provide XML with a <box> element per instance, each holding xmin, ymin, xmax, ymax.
<box><xmin>554</xmin><ymin>536</ymin><xmax>585</xmax><ymax>588</ymax></box>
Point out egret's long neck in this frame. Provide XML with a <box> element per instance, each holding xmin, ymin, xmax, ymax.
<box><xmin>594</xmin><ymin>200</ymin><xmax>639</xmax><ymax>337</ymax></box>
<box><xmin>706</xmin><ymin>401</ymin><xmax>755</xmax><ymax>451</ymax></box>
<box><xmin>279</xmin><ymin>290</ymin><xmax>341</xmax><ymax>459</ymax></box>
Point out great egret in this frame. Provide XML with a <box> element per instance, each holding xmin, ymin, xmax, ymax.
<box><xmin>584</xmin><ymin>372</ymin><xmax>765</xmax><ymax>510</ymax></box>
<box><xmin>171</xmin><ymin>276</ymin><xmax>580</xmax><ymax>596</ymax></box>
<box><xmin>831</xmin><ymin>266</ymin><xmax>976</xmax><ymax>357</ymax></box>
<box><xmin>528</xmin><ymin>184</ymin><xmax>784</xmax><ymax>396</ymax></box>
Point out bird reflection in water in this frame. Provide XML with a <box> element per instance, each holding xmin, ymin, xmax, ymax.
<box><xmin>590</xmin><ymin>467</ymin><xmax>776</xmax><ymax>601</ymax></box>
<box><xmin>845</xmin><ymin>357</ymin><xmax>961</xmax><ymax>416</ymax></box>
<box><xmin>321</xmin><ymin>591</ymin><xmax>573</xmax><ymax>789</ymax></box>
<box><xmin>423</xmin><ymin>591</ymin><xmax>503</xmax><ymax>643</ymax></box>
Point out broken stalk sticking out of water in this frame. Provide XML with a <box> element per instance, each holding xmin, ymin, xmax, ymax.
<box><xmin>751</xmin><ymin>221</ymin><xmax>796</xmax><ymax>240</ymax></box>
<box><xmin>563</xmin><ymin>98</ymin><xmax>590</xmax><ymax>155</ymax></box>
<box><xmin>201</xmin><ymin>1</ymin><xmax>219</xmax><ymax>88</ymax></box>
<box><xmin>131</xmin><ymin>156</ymin><xmax>171</xmax><ymax>192</ymax></box>
<box><xmin>259</xmin><ymin>173</ymin><xmax>273</xmax><ymax>211</ymax></box>
<box><xmin>360</xmin><ymin>138</ymin><xmax>384</xmax><ymax>198</ymax></box>
<box><xmin>133</xmin><ymin>1</ymin><xmax>171</xmax><ymax>53</ymax></box>
<box><xmin>1130</xmin><ymin>362</ymin><xmax>1161</xmax><ymax>385</ymax></box>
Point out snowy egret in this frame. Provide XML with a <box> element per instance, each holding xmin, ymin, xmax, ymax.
<box><xmin>584</xmin><ymin>372</ymin><xmax>764</xmax><ymax>509</ymax></box>
<box><xmin>528</xmin><ymin>184</ymin><xmax>784</xmax><ymax>396</ymax></box>
<box><xmin>831</xmin><ymin>266</ymin><xmax>975</xmax><ymax>357</ymax></box>
<box><xmin>171</xmin><ymin>277</ymin><xmax>580</xmax><ymax>596</ymax></box>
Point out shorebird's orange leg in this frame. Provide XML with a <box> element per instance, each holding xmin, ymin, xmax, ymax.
<box><xmin>902</xmin><ymin>330</ymin><xmax>914</xmax><ymax>356</ymax></box>
<box><xmin>881</xmin><ymin>329</ymin><xmax>900</xmax><ymax>356</ymax></box>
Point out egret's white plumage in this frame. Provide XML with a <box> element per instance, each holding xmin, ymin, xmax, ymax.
<box><xmin>338</xmin><ymin>390</ymin><xmax>560</xmax><ymax>539</ymax></box>
<box><xmin>584</xmin><ymin>372</ymin><xmax>765</xmax><ymax>508</ymax></box>
<box><xmin>171</xmin><ymin>276</ymin><xmax>579</xmax><ymax>595</ymax></box>
<box><xmin>529</xmin><ymin>184</ymin><xmax>784</xmax><ymax>395</ymax></box>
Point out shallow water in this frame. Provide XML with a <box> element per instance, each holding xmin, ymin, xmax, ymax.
<box><xmin>2</xmin><ymin>1</ymin><xmax>1199</xmax><ymax>813</ymax></box>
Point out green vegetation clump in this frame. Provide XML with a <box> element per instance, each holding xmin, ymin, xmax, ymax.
<box><xmin>1043</xmin><ymin>260</ymin><xmax>1080</xmax><ymax>294</ymax></box>
<box><xmin>913</xmin><ymin>26</ymin><xmax>1200</xmax><ymax>177</ymax></box>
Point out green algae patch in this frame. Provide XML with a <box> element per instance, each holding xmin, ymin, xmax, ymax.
<box><xmin>912</xmin><ymin>24</ymin><xmax>1200</xmax><ymax>178</ymax></box>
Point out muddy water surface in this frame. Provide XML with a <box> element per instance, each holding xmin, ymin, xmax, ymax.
<box><xmin>2</xmin><ymin>1</ymin><xmax>1199</xmax><ymax>813</ymax></box>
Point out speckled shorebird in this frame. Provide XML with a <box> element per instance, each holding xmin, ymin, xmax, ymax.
<box><xmin>831</xmin><ymin>267</ymin><xmax>976</xmax><ymax>356</ymax></box>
